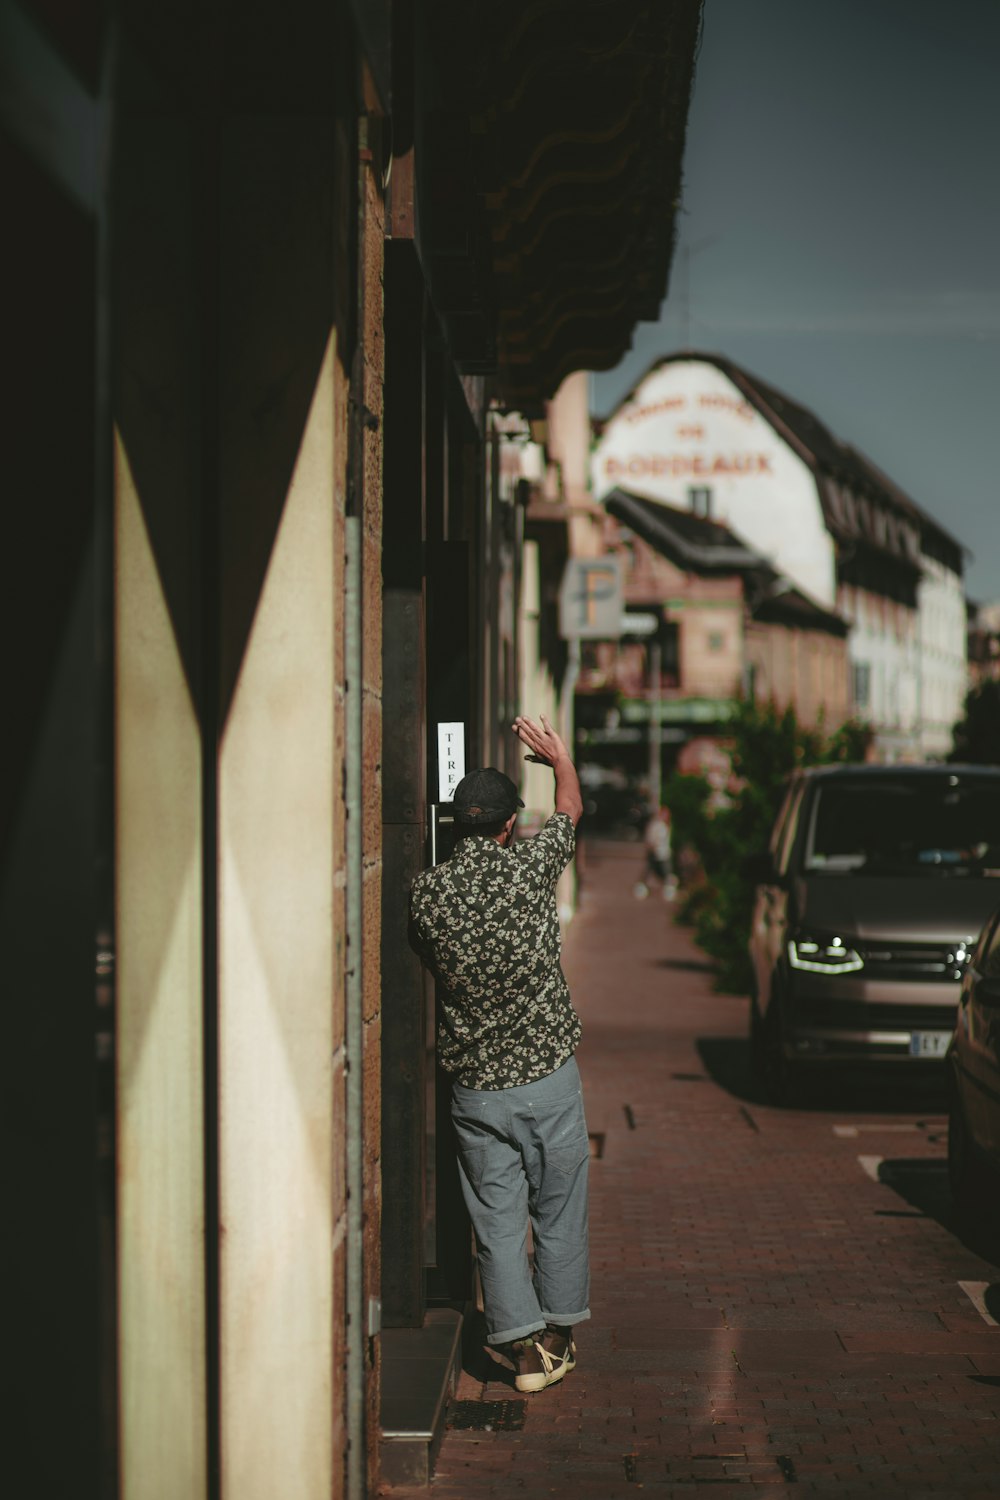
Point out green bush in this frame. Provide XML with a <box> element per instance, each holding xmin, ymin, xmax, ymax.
<box><xmin>665</xmin><ymin>702</ymin><xmax>872</xmax><ymax>993</ymax></box>
<box><xmin>950</xmin><ymin>680</ymin><xmax>1000</xmax><ymax>765</ymax></box>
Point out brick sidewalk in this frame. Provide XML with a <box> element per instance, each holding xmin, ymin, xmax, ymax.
<box><xmin>381</xmin><ymin>839</ymin><xmax>1000</xmax><ymax>1498</ymax></box>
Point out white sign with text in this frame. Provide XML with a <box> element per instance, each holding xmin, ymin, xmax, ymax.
<box><xmin>437</xmin><ymin>722</ymin><xmax>466</xmax><ymax>802</ymax></box>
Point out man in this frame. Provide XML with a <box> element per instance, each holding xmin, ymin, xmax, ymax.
<box><xmin>636</xmin><ymin>803</ymin><xmax>676</xmax><ymax>901</ymax></box>
<box><xmin>409</xmin><ymin>713</ymin><xmax>588</xmax><ymax>1393</ymax></box>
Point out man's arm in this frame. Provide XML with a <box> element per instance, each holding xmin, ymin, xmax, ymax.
<box><xmin>512</xmin><ymin>713</ymin><xmax>584</xmax><ymax>826</ymax></box>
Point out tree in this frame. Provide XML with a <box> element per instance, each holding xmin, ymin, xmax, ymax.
<box><xmin>666</xmin><ymin>702</ymin><xmax>872</xmax><ymax>992</ymax></box>
<box><xmin>950</xmin><ymin>680</ymin><xmax>1000</xmax><ymax>765</ymax></box>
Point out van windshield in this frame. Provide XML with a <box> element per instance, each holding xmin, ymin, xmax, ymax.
<box><xmin>803</xmin><ymin>773</ymin><xmax>1000</xmax><ymax>877</ymax></box>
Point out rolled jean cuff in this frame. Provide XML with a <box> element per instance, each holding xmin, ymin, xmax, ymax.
<box><xmin>488</xmin><ymin>1308</ymin><xmax>591</xmax><ymax>1345</ymax></box>
<box><xmin>540</xmin><ymin>1308</ymin><xmax>591</xmax><ymax>1329</ymax></box>
<box><xmin>488</xmin><ymin>1319</ymin><xmax>546</xmax><ymax>1347</ymax></box>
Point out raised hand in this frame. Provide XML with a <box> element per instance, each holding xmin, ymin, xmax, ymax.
<box><xmin>512</xmin><ymin>713</ymin><xmax>570</xmax><ymax>767</ymax></box>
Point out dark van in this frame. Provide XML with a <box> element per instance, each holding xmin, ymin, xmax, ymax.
<box><xmin>948</xmin><ymin>900</ymin><xmax>1000</xmax><ymax>1219</ymax></box>
<box><xmin>748</xmin><ymin>763</ymin><xmax>1000</xmax><ymax>1102</ymax></box>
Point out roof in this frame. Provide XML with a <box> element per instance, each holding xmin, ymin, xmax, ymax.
<box><xmin>605</xmin><ymin>487</ymin><xmax>849</xmax><ymax>637</ymax></box>
<box><xmin>605</xmin><ymin>487</ymin><xmax>761</xmax><ymax>571</ymax></box>
<box><xmin>795</xmin><ymin>762</ymin><xmax>1000</xmax><ymax>783</ymax></box>
<box><xmin>604</xmin><ymin>351</ymin><xmax>964</xmax><ymax>570</ymax></box>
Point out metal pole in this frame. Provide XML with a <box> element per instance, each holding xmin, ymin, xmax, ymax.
<box><xmin>561</xmin><ymin>637</ymin><xmax>581</xmax><ymax>759</ymax></box>
<box><xmin>649</xmin><ymin>641</ymin><xmax>662</xmax><ymax>810</ymax></box>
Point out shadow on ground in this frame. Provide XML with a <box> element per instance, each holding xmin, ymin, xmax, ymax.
<box><xmin>651</xmin><ymin>956</ymin><xmax>718</xmax><ymax>975</ymax></box>
<box><xmin>694</xmin><ymin>1035</ymin><xmax>763</xmax><ymax>1105</ymax></box>
<box><xmin>878</xmin><ymin>1156</ymin><xmax>1000</xmax><ymax>1267</ymax></box>
<box><xmin>696</xmin><ymin>1034</ymin><xmax>951</xmax><ymax>1116</ymax></box>
<box><xmin>460</xmin><ymin>1306</ymin><xmax>520</xmax><ymax>1388</ymax></box>
<box><xmin>695</xmin><ymin>1037</ymin><xmax>1000</xmax><ymax>1272</ymax></box>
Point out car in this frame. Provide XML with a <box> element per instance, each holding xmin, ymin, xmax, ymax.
<box><xmin>747</xmin><ymin>763</ymin><xmax>1000</xmax><ymax>1102</ymax></box>
<box><xmin>948</xmin><ymin>902</ymin><xmax>1000</xmax><ymax>1222</ymax></box>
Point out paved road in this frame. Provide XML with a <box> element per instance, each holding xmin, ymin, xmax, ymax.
<box><xmin>383</xmin><ymin>839</ymin><xmax>1000</xmax><ymax>1498</ymax></box>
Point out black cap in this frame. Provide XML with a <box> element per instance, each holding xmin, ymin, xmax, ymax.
<box><xmin>452</xmin><ymin>767</ymin><xmax>525</xmax><ymax>824</ymax></box>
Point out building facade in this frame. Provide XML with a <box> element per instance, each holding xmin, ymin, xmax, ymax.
<box><xmin>4</xmin><ymin>3</ymin><xmax>703</xmax><ymax>1497</ymax></box>
<box><xmin>569</xmin><ymin>487</ymin><xmax>850</xmax><ymax>788</ymax></box>
<box><xmin>516</xmin><ymin>372</ymin><xmax>850</xmax><ymax>802</ymax></box>
<box><xmin>591</xmin><ymin>354</ymin><xmax>968</xmax><ymax>761</ymax></box>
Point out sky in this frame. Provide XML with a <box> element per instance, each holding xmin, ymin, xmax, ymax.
<box><xmin>591</xmin><ymin>0</ymin><xmax>1000</xmax><ymax>602</ymax></box>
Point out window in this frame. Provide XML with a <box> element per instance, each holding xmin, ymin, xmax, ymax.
<box><xmin>852</xmin><ymin>662</ymin><xmax>870</xmax><ymax>710</ymax></box>
<box><xmin>707</xmin><ymin>631</ymin><xmax>725</xmax><ymax>652</ymax></box>
<box><xmin>688</xmin><ymin>485</ymin><xmax>713</xmax><ymax>517</ymax></box>
<box><xmin>768</xmin><ymin>781</ymin><xmax>797</xmax><ymax>859</ymax></box>
<box><xmin>803</xmin><ymin>773</ymin><xmax>1000</xmax><ymax>876</ymax></box>
<box><xmin>774</xmin><ymin>781</ymin><xmax>806</xmax><ymax>877</ymax></box>
<box><xmin>660</xmin><ymin>620</ymin><xmax>680</xmax><ymax>686</ymax></box>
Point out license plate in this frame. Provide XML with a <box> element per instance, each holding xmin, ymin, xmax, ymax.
<box><xmin>909</xmin><ymin>1030</ymin><xmax>951</xmax><ymax>1058</ymax></box>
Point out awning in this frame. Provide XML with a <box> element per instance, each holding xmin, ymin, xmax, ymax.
<box><xmin>409</xmin><ymin>1</ymin><xmax>704</xmax><ymax>413</ymax></box>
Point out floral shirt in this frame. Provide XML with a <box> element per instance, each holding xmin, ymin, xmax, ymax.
<box><xmin>409</xmin><ymin>813</ymin><xmax>580</xmax><ymax>1088</ymax></box>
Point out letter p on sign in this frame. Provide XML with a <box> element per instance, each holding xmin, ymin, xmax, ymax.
<box><xmin>558</xmin><ymin>557</ymin><xmax>624</xmax><ymax>639</ymax></box>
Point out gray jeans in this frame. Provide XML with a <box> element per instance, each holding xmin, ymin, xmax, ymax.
<box><xmin>451</xmin><ymin>1055</ymin><xmax>591</xmax><ymax>1345</ymax></box>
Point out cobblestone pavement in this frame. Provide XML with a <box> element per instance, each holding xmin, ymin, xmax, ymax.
<box><xmin>381</xmin><ymin>839</ymin><xmax>1000</xmax><ymax>1498</ymax></box>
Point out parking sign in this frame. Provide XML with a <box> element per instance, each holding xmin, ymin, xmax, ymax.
<box><xmin>558</xmin><ymin>557</ymin><xmax>624</xmax><ymax>639</ymax></box>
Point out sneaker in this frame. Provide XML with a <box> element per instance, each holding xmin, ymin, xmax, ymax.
<box><xmin>509</xmin><ymin>1336</ymin><xmax>547</xmax><ymax>1393</ymax></box>
<box><xmin>539</xmin><ymin>1326</ymin><xmax>577</xmax><ymax>1385</ymax></box>
<box><xmin>510</xmin><ymin>1329</ymin><xmax>577</xmax><ymax>1393</ymax></box>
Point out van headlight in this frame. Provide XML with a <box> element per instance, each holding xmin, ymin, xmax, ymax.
<box><xmin>788</xmin><ymin>932</ymin><xmax>864</xmax><ymax>974</ymax></box>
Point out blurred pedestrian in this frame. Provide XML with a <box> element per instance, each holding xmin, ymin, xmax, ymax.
<box><xmin>635</xmin><ymin>804</ymin><xmax>676</xmax><ymax>900</ymax></box>
<box><xmin>409</xmin><ymin>713</ymin><xmax>589</xmax><ymax>1393</ymax></box>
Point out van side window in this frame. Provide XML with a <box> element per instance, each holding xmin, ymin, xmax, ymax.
<box><xmin>769</xmin><ymin>781</ymin><xmax>798</xmax><ymax>861</ymax></box>
<box><xmin>775</xmin><ymin>783</ymin><xmax>806</xmax><ymax>877</ymax></box>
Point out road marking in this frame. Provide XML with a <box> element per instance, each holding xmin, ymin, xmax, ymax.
<box><xmin>858</xmin><ymin>1154</ymin><xmax>884</xmax><ymax>1181</ymax></box>
<box><xmin>959</xmin><ymin>1281</ymin><xmax>1000</xmax><ymax>1327</ymax></box>
<box><xmin>835</xmin><ymin>1123</ymin><xmax>925</xmax><ymax>1138</ymax></box>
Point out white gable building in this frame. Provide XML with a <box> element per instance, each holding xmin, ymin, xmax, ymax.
<box><xmin>591</xmin><ymin>354</ymin><xmax>967</xmax><ymax>761</ymax></box>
